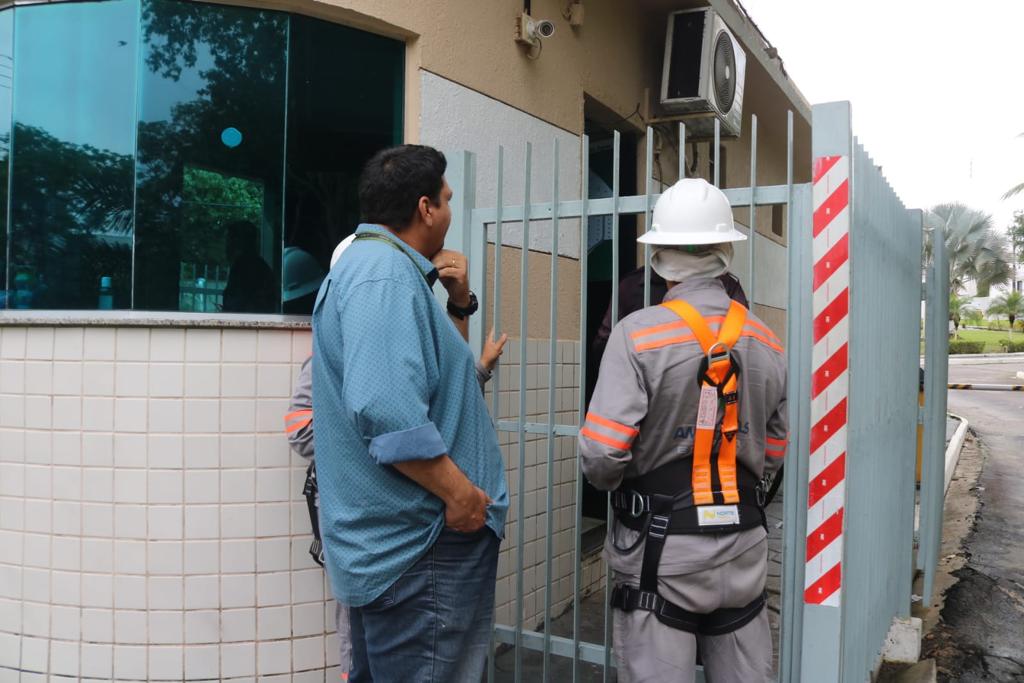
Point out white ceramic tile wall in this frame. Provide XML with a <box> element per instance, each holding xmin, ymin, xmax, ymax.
<box><xmin>483</xmin><ymin>338</ymin><xmax>607</xmax><ymax>631</ymax></box>
<box><xmin>0</xmin><ymin>326</ymin><xmax>347</xmax><ymax>681</ymax></box>
<box><xmin>0</xmin><ymin>327</ymin><xmax>595</xmax><ymax>678</ymax></box>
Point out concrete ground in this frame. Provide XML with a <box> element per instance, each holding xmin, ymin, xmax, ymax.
<box><xmin>919</xmin><ymin>361</ymin><xmax>1024</xmax><ymax>682</ymax></box>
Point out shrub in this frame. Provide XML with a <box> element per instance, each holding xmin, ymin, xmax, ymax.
<box><xmin>948</xmin><ymin>340</ymin><xmax>985</xmax><ymax>354</ymax></box>
<box><xmin>1000</xmin><ymin>339</ymin><xmax>1024</xmax><ymax>353</ymax></box>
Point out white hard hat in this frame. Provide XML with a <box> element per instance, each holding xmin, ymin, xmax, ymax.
<box><xmin>638</xmin><ymin>178</ymin><xmax>747</xmax><ymax>246</ymax></box>
<box><xmin>330</xmin><ymin>234</ymin><xmax>357</xmax><ymax>268</ymax></box>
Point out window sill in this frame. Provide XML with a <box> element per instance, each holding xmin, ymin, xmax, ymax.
<box><xmin>0</xmin><ymin>309</ymin><xmax>311</xmax><ymax>329</ymax></box>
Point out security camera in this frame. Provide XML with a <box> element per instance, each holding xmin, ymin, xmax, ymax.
<box><xmin>515</xmin><ymin>13</ymin><xmax>556</xmax><ymax>46</ymax></box>
<box><xmin>535</xmin><ymin>19</ymin><xmax>555</xmax><ymax>38</ymax></box>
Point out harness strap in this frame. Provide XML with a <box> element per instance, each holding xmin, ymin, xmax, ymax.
<box><xmin>610</xmin><ymin>584</ymin><xmax>767</xmax><ymax>636</ymax></box>
<box><xmin>660</xmin><ymin>299</ymin><xmax>748</xmax><ymax>505</ymax></box>
<box><xmin>638</xmin><ymin>494</ymin><xmax>674</xmax><ymax>595</ymax></box>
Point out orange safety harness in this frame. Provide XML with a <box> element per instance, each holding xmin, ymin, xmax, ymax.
<box><xmin>662</xmin><ymin>298</ymin><xmax>746</xmax><ymax>507</ymax></box>
<box><xmin>609</xmin><ymin>299</ymin><xmax>767</xmax><ymax>635</ymax></box>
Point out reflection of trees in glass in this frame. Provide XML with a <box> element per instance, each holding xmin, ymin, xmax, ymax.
<box><xmin>182</xmin><ymin>166</ymin><xmax>263</xmax><ymax>265</ymax></box>
<box><xmin>8</xmin><ymin>124</ymin><xmax>133</xmax><ymax>308</ymax></box>
<box><xmin>133</xmin><ymin>0</ymin><xmax>286</xmax><ymax>312</ymax></box>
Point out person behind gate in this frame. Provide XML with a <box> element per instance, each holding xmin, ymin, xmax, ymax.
<box><xmin>311</xmin><ymin>144</ymin><xmax>509</xmax><ymax>682</ymax></box>
<box><xmin>579</xmin><ymin>178</ymin><xmax>788</xmax><ymax>683</ymax></box>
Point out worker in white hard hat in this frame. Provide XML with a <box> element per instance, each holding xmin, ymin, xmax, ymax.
<box><xmin>579</xmin><ymin>178</ymin><xmax>788</xmax><ymax>682</ymax></box>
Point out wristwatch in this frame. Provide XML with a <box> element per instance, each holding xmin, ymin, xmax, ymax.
<box><xmin>447</xmin><ymin>291</ymin><xmax>479</xmax><ymax>319</ymax></box>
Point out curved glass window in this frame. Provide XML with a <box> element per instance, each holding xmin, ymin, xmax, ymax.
<box><xmin>0</xmin><ymin>0</ymin><xmax>403</xmax><ymax>314</ymax></box>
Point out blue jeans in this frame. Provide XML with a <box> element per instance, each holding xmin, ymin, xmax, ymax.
<box><xmin>349</xmin><ymin>526</ymin><xmax>500</xmax><ymax>683</ymax></box>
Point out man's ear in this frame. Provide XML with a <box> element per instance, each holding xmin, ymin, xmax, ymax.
<box><xmin>418</xmin><ymin>195</ymin><xmax>433</xmax><ymax>227</ymax></box>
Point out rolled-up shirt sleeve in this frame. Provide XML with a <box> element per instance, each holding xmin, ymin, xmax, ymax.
<box><xmin>339</xmin><ymin>279</ymin><xmax>445</xmax><ymax>465</ymax></box>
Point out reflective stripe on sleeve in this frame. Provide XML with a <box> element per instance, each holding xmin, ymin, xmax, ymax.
<box><xmin>285</xmin><ymin>409</ymin><xmax>313</xmax><ymax>433</ymax></box>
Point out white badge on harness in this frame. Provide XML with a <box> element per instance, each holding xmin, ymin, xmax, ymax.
<box><xmin>697</xmin><ymin>505</ymin><xmax>740</xmax><ymax>527</ymax></box>
<box><xmin>696</xmin><ymin>385</ymin><xmax>718</xmax><ymax>430</ymax></box>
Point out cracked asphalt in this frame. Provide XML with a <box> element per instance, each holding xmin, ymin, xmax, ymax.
<box><xmin>922</xmin><ymin>362</ymin><xmax>1024</xmax><ymax>682</ymax></box>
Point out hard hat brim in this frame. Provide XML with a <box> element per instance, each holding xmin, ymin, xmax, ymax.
<box><xmin>637</xmin><ymin>228</ymin><xmax>748</xmax><ymax>246</ymax></box>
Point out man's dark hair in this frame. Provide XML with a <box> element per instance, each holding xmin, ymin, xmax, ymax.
<box><xmin>358</xmin><ymin>145</ymin><xmax>447</xmax><ymax>231</ymax></box>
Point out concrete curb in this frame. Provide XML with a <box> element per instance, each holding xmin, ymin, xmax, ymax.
<box><xmin>945</xmin><ymin>352</ymin><xmax>1024</xmax><ymax>366</ymax></box>
<box><xmin>945</xmin><ymin>413</ymin><xmax>969</xmax><ymax>496</ymax></box>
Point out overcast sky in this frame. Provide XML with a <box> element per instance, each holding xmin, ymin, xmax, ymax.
<box><xmin>740</xmin><ymin>0</ymin><xmax>1024</xmax><ymax>233</ymax></box>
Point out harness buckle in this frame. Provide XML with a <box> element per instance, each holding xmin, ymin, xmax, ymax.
<box><xmin>630</xmin><ymin>491</ymin><xmax>647</xmax><ymax>518</ymax></box>
<box><xmin>707</xmin><ymin>341</ymin><xmax>732</xmax><ymax>366</ymax></box>
<box><xmin>649</xmin><ymin>514</ymin><xmax>670</xmax><ymax>539</ymax></box>
<box><xmin>638</xmin><ymin>590</ymin><xmax>658</xmax><ymax>611</ymax></box>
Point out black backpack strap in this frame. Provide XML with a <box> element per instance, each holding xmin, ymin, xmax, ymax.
<box><xmin>302</xmin><ymin>462</ymin><xmax>325</xmax><ymax>567</ymax></box>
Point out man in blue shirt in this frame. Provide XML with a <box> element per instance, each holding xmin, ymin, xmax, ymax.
<box><xmin>312</xmin><ymin>145</ymin><xmax>509</xmax><ymax>682</ymax></box>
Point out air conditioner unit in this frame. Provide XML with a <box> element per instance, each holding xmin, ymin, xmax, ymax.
<box><xmin>660</xmin><ymin>8</ymin><xmax>746</xmax><ymax>138</ymax></box>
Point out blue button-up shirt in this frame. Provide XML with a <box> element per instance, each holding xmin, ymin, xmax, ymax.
<box><xmin>311</xmin><ymin>224</ymin><xmax>509</xmax><ymax>607</ymax></box>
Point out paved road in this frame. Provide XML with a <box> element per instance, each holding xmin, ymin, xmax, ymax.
<box><xmin>924</xmin><ymin>361</ymin><xmax>1024</xmax><ymax>681</ymax></box>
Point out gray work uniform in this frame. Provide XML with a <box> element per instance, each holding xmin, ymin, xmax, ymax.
<box><xmin>579</xmin><ymin>276</ymin><xmax>788</xmax><ymax>683</ymax></box>
<box><xmin>287</xmin><ymin>356</ymin><xmax>352</xmax><ymax>676</ymax></box>
<box><xmin>288</xmin><ymin>355</ymin><xmax>495</xmax><ymax>678</ymax></box>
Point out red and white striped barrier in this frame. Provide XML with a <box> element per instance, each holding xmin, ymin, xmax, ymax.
<box><xmin>805</xmin><ymin>155</ymin><xmax>850</xmax><ymax>607</ymax></box>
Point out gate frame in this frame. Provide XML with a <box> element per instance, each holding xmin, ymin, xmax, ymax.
<box><xmin>442</xmin><ymin>100</ymin><xmax>935</xmax><ymax>682</ymax></box>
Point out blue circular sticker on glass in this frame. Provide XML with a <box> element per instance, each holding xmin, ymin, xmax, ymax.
<box><xmin>221</xmin><ymin>127</ymin><xmax>243</xmax><ymax>148</ymax></box>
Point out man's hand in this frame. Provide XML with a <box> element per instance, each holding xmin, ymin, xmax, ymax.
<box><xmin>444</xmin><ymin>483</ymin><xmax>491</xmax><ymax>533</ymax></box>
<box><xmin>480</xmin><ymin>328</ymin><xmax>508</xmax><ymax>372</ymax></box>
<box><xmin>432</xmin><ymin>249</ymin><xmax>470</xmax><ymax>307</ymax></box>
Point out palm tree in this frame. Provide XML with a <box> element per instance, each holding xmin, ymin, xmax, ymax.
<box><xmin>924</xmin><ymin>203</ymin><xmax>1013</xmax><ymax>296</ymax></box>
<box><xmin>949</xmin><ymin>293</ymin><xmax>972</xmax><ymax>339</ymax></box>
<box><xmin>987</xmin><ymin>291</ymin><xmax>1024</xmax><ymax>337</ymax></box>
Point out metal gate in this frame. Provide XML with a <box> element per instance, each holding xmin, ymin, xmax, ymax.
<box><xmin>443</xmin><ymin>100</ymin><xmax>938</xmax><ymax>682</ymax></box>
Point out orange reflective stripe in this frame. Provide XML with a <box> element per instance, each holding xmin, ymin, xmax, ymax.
<box><xmin>284</xmin><ymin>409</ymin><xmax>313</xmax><ymax>434</ymax></box>
<box><xmin>766</xmin><ymin>435</ymin><xmax>788</xmax><ymax>447</ymax></box>
<box><xmin>742</xmin><ymin>316</ymin><xmax>781</xmax><ymax>341</ymax></box>
<box><xmin>635</xmin><ymin>332</ymin><xmax>701</xmax><ymax>352</ymax></box>
<box><xmin>585</xmin><ymin>412</ymin><xmax>638</xmax><ymax>439</ymax></box>
<box><xmin>284</xmin><ymin>409</ymin><xmax>312</xmax><ymax>423</ymax></box>
<box><xmin>741</xmin><ymin>330</ymin><xmax>784</xmax><ymax>353</ymax></box>
<box><xmin>766</xmin><ymin>447</ymin><xmax>786</xmax><ymax>459</ymax></box>
<box><xmin>580</xmin><ymin>426</ymin><xmax>632</xmax><ymax>452</ymax></box>
<box><xmin>285</xmin><ymin>418</ymin><xmax>312</xmax><ymax>433</ymax></box>
<box><xmin>660</xmin><ymin>300</ymin><xmax>717</xmax><ymax>351</ymax></box>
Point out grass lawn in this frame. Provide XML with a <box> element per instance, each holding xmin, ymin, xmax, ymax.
<box><xmin>952</xmin><ymin>328</ymin><xmax>1020</xmax><ymax>353</ymax></box>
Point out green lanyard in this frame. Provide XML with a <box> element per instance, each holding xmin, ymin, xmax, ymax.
<box><xmin>353</xmin><ymin>232</ymin><xmax>434</xmax><ymax>284</ymax></box>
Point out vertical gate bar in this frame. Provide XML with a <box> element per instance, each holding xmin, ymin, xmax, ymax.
<box><xmin>779</xmin><ymin>109</ymin><xmax>794</xmax><ymax>681</ymax></box>
<box><xmin>542</xmin><ymin>138</ymin><xmax>560</xmax><ymax>681</ymax></box>
<box><xmin>603</xmin><ymin>130</ymin><xmax>622</xmax><ymax>681</ymax></box>
<box><xmin>492</xmin><ymin>147</ymin><xmax>505</xmax><ymax>421</ymax></box>
<box><xmin>921</xmin><ymin>224</ymin><xmax>949</xmax><ymax>606</ymax></box>
<box><xmin>748</xmin><ymin>114</ymin><xmax>757</xmax><ymax>306</ymax></box>
<box><xmin>780</xmin><ymin>182</ymin><xmax>811</xmax><ymax>683</ymax></box>
<box><xmin>572</xmin><ymin>134</ymin><xmax>590</xmax><ymax>683</ymax></box>
<box><xmin>787</xmin><ymin>112</ymin><xmax>794</xmax><ymax>218</ymax></box>
<box><xmin>514</xmin><ymin>142</ymin><xmax>532</xmax><ymax>683</ymax></box>
<box><xmin>713</xmin><ymin>118</ymin><xmax>721</xmax><ymax>187</ymax></box>
<box><xmin>610</xmin><ymin>130</ymin><xmax>622</xmax><ymax>325</ymax></box>
<box><xmin>487</xmin><ymin>146</ymin><xmax>504</xmax><ymax>683</ymax></box>
<box><xmin>643</xmin><ymin>126</ymin><xmax>654</xmax><ymax>307</ymax></box>
<box><xmin>679</xmin><ymin>122</ymin><xmax>687</xmax><ymax>180</ymax></box>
